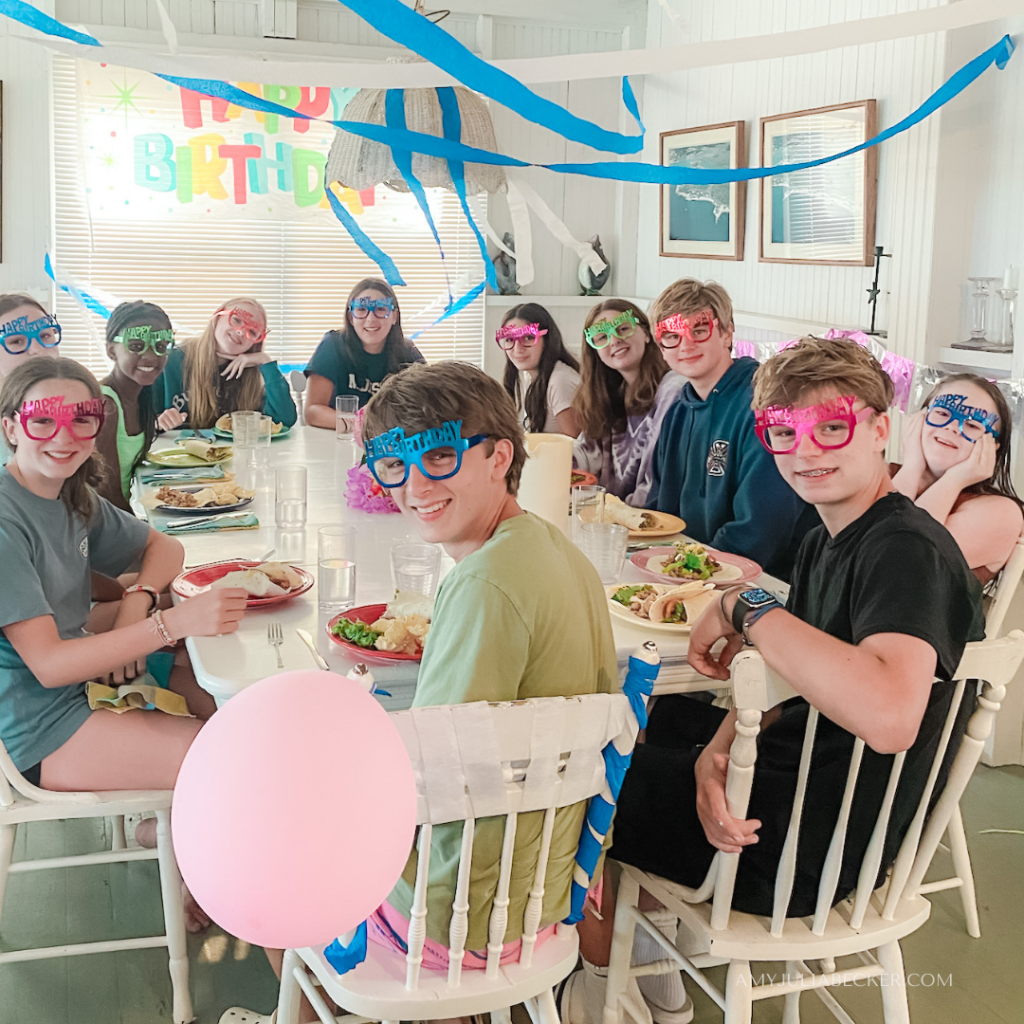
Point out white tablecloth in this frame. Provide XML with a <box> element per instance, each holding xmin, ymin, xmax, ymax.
<box><xmin>144</xmin><ymin>426</ymin><xmax>780</xmax><ymax>708</ymax></box>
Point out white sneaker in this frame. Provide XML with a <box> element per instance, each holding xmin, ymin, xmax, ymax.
<box><xmin>557</xmin><ymin>959</ymin><xmax>653</xmax><ymax>1024</ymax></box>
<box><xmin>218</xmin><ymin>1008</ymin><xmax>277</xmax><ymax>1024</ymax></box>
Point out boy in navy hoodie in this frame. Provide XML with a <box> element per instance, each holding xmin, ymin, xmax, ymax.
<box><xmin>646</xmin><ymin>279</ymin><xmax>817</xmax><ymax>580</ymax></box>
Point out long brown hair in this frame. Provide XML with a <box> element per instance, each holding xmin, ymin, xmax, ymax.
<box><xmin>922</xmin><ymin>373</ymin><xmax>1024</xmax><ymax>510</ymax></box>
<box><xmin>500</xmin><ymin>303</ymin><xmax>579</xmax><ymax>433</ymax></box>
<box><xmin>0</xmin><ymin>356</ymin><xmax>105</xmax><ymax>522</ymax></box>
<box><xmin>339</xmin><ymin>278</ymin><xmax>415</xmax><ymax>373</ymax></box>
<box><xmin>573</xmin><ymin>299</ymin><xmax>669</xmax><ymax>439</ymax></box>
<box><xmin>182</xmin><ymin>298</ymin><xmax>267</xmax><ymax>428</ymax></box>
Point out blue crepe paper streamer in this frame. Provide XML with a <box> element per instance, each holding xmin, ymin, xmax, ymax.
<box><xmin>410</xmin><ymin>279</ymin><xmax>487</xmax><ymax>340</ymax></box>
<box><xmin>157</xmin><ymin>33</ymin><xmax>1014</xmax><ymax>188</ymax></box>
<box><xmin>564</xmin><ymin>653</ymin><xmax>659</xmax><ymax>925</ymax></box>
<box><xmin>325</xmin><ymin>188</ymin><xmax>406</xmax><ymax>287</ymax></box>
<box><xmin>437</xmin><ymin>87</ymin><xmax>499</xmax><ymax>293</ymax></box>
<box><xmin>323</xmin><ymin>920</ymin><xmax>368</xmax><ymax>975</ymax></box>
<box><xmin>44</xmin><ymin>253</ymin><xmax>112</xmax><ymax>318</ymax></box>
<box><xmin>385</xmin><ymin>89</ymin><xmax>450</xmax><ymax>303</ymax></box>
<box><xmin>335</xmin><ymin>0</ymin><xmax>643</xmax><ymax>156</ymax></box>
<box><xmin>0</xmin><ymin>0</ymin><xmax>99</xmax><ymax>44</ymax></box>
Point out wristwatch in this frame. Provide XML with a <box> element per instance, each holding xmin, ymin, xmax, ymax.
<box><xmin>729</xmin><ymin>587</ymin><xmax>784</xmax><ymax>646</ymax></box>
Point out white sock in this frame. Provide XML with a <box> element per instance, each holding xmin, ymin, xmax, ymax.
<box><xmin>632</xmin><ymin>916</ymin><xmax>689</xmax><ymax>1011</ymax></box>
<box><xmin>563</xmin><ymin>958</ymin><xmax>653</xmax><ymax>1024</ymax></box>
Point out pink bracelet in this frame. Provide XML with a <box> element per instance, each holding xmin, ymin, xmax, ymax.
<box><xmin>152</xmin><ymin>609</ymin><xmax>175</xmax><ymax>647</ymax></box>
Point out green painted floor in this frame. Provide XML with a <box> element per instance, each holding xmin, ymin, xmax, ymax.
<box><xmin>1</xmin><ymin>766</ymin><xmax>1022</xmax><ymax>1023</ymax></box>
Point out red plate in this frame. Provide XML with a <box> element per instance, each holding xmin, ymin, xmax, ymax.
<box><xmin>571</xmin><ymin>471</ymin><xmax>598</xmax><ymax>487</ymax></box>
<box><xmin>629</xmin><ymin>546</ymin><xmax>762</xmax><ymax>589</ymax></box>
<box><xmin>171</xmin><ymin>560</ymin><xmax>314</xmax><ymax>607</ymax></box>
<box><xmin>326</xmin><ymin>604</ymin><xmax>424</xmax><ymax>663</ymax></box>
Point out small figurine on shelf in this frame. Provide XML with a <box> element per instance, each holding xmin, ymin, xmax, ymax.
<box><xmin>578</xmin><ymin>235</ymin><xmax>610</xmax><ymax>296</ymax></box>
<box><xmin>491</xmin><ymin>232</ymin><xmax>520</xmax><ymax>296</ymax></box>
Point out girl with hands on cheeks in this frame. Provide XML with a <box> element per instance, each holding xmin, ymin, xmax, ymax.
<box><xmin>893</xmin><ymin>374</ymin><xmax>1023</xmax><ymax>583</ymax></box>
<box><xmin>154</xmin><ymin>298</ymin><xmax>296</xmax><ymax>432</ymax></box>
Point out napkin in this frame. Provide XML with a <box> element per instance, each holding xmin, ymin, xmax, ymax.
<box><xmin>159</xmin><ymin>512</ymin><xmax>260</xmax><ymax>535</ymax></box>
<box><xmin>139</xmin><ymin>464</ymin><xmax>229</xmax><ymax>485</ymax></box>
<box><xmin>86</xmin><ymin>680</ymin><xmax>192</xmax><ymax>716</ymax></box>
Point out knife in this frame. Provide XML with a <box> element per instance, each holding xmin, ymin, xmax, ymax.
<box><xmin>296</xmin><ymin>628</ymin><xmax>330</xmax><ymax>670</ymax></box>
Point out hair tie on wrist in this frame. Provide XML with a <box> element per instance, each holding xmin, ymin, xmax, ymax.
<box><xmin>152</xmin><ymin>609</ymin><xmax>175</xmax><ymax>647</ymax></box>
<box><xmin>124</xmin><ymin>583</ymin><xmax>159</xmax><ymax>612</ymax></box>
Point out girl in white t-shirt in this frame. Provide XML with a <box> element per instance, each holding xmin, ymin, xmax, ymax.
<box><xmin>498</xmin><ymin>302</ymin><xmax>581</xmax><ymax>435</ymax></box>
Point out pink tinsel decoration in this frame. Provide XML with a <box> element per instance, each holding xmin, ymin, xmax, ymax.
<box><xmin>345</xmin><ymin>464</ymin><xmax>401</xmax><ymax>514</ymax></box>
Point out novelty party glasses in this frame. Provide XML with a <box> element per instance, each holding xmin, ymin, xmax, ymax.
<box><xmin>0</xmin><ymin>314</ymin><xmax>62</xmax><ymax>356</ymax></box>
<box><xmin>18</xmin><ymin>396</ymin><xmax>105</xmax><ymax>441</ymax></box>
<box><xmin>349</xmin><ymin>297</ymin><xmax>395</xmax><ymax>320</ymax></box>
<box><xmin>114</xmin><ymin>325</ymin><xmax>175</xmax><ymax>356</ymax></box>
<box><xmin>366</xmin><ymin>419</ymin><xmax>489</xmax><ymax>488</ymax></box>
<box><xmin>655</xmin><ymin>310</ymin><xmax>716</xmax><ymax>349</ymax></box>
<box><xmin>215</xmin><ymin>308</ymin><xmax>267</xmax><ymax>344</ymax></box>
<box><xmin>495</xmin><ymin>323</ymin><xmax>547</xmax><ymax>351</ymax></box>
<box><xmin>925</xmin><ymin>393</ymin><xmax>999</xmax><ymax>442</ymax></box>
<box><xmin>585</xmin><ymin>310</ymin><xmax>640</xmax><ymax>349</ymax></box>
<box><xmin>755</xmin><ymin>395</ymin><xmax>875</xmax><ymax>455</ymax></box>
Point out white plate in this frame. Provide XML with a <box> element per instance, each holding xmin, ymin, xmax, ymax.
<box><xmin>604</xmin><ymin>583</ymin><xmax>715</xmax><ymax>633</ymax></box>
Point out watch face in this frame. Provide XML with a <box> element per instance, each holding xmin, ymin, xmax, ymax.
<box><xmin>740</xmin><ymin>588</ymin><xmax>775</xmax><ymax>607</ymax></box>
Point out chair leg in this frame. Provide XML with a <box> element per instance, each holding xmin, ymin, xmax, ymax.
<box><xmin>0</xmin><ymin>823</ymin><xmax>16</xmax><ymax>936</ymax></box>
<box><xmin>604</xmin><ymin>870</ymin><xmax>641</xmax><ymax>1024</ymax></box>
<box><xmin>526</xmin><ymin>986</ymin><xmax>560</xmax><ymax>1024</ymax></box>
<box><xmin>491</xmin><ymin>1007</ymin><xmax>513</xmax><ymax>1024</ymax></box>
<box><xmin>110</xmin><ymin>815</ymin><xmax>128</xmax><ymax>851</ymax></box>
<box><xmin>782</xmin><ymin>961</ymin><xmax>802</xmax><ymax>1024</ymax></box>
<box><xmin>946</xmin><ymin>803</ymin><xmax>981</xmax><ymax>938</ymax></box>
<box><xmin>155</xmin><ymin>809</ymin><xmax>194</xmax><ymax>1024</ymax></box>
<box><xmin>724</xmin><ymin>960</ymin><xmax>753</xmax><ymax>1024</ymax></box>
<box><xmin>876</xmin><ymin>941</ymin><xmax>910</xmax><ymax>1024</ymax></box>
<box><xmin>277</xmin><ymin>948</ymin><xmax>303</xmax><ymax>1024</ymax></box>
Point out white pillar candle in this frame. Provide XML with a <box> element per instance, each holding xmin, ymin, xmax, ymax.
<box><xmin>517</xmin><ymin>433</ymin><xmax>574</xmax><ymax>535</ymax></box>
<box><xmin>1004</xmin><ymin>266</ymin><xmax>1018</xmax><ymax>291</ymax></box>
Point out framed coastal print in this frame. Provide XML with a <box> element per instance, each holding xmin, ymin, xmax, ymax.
<box><xmin>759</xmin><ymin>100</ymin><xmax>877</xmax><ymax>265</ymax></box>
<box><xmin>659</xmin><ymin>121</ymin><xmax>746</xmax><ymax>261</ymax></box>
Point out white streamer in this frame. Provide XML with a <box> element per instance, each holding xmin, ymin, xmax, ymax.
<box><xmin>504</xmin><ymin>178</ymin><xmax>535</xmax><ymax>288</ymax></box>
<box><xmin>152</xmin><ymin>0</ymin><xmax>179</xmax><ymax>55</ymax></box>
<box><xmin>30</xmin><ymin>0</ymin><xmax>1023</xmax><ymax>89</ymax></box>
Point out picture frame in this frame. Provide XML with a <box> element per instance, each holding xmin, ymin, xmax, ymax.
<box><xmin>659</xmin><ymin>121</ymin><xmax>746</xmax><ymax>261</ymax></box>
<box><xmin>759</xmin><ymin>100</ymin><xmax>877</xmax><ymax>266</ymax></box>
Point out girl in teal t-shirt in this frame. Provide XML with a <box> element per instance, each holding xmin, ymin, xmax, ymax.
<box><xmin>96</xmin><ymin>301</ymin><xmax>173</xmax><ymax>512</ymax></box>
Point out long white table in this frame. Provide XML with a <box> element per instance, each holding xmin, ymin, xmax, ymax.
<box><xmin>144</xmin><ymin>426</ymin><xmax>775</xmax><ymax>708</ymax></box>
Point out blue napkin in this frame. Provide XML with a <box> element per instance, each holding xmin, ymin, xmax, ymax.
<box><xmin>159</xmin><ymin>513</ymin><xmax>260</xmax><ymax>534</ymax></box>
<box><xmin>140</xmin><ymin>464</ymin><xmax>229</xmax><ymax>485</ymax></box>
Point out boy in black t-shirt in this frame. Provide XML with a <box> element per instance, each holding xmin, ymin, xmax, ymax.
<box><xmin>562</xmin><ymin>336</ymin><xmax>985</xmax><ymax>1024</ymax></box>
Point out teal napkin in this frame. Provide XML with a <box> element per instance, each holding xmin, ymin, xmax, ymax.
<box><xmin>140</xmin><ymin>464</ymin><xmax>228</xmax><ymax>485</ymax></box>
<box><xmin>159</xmin><ymin>513</ymin><xmax>259</xmax><ymax>534</ymax></box>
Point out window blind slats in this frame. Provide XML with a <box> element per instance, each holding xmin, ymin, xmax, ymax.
<box><xmin>51</xmin><ymin>56</ymin><xmax>486</xmax><ymax>375</ymax></box>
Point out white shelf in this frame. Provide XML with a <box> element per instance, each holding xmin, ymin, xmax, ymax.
<box><xmin>484</xmin><ymin>294</ymin><xmax>624</xmax><ymax>307</ymax></box>
<box><xmin>938</xmin><ymin>347</ymin><xmax>1014</xmax><ymax>376</ymax></box>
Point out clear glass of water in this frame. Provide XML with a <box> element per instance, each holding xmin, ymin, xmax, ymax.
<box><xmin>231</xmin><ymin>410</ymin><xmax>260</xmax><ymax>456</ymax></box>
<box><xmin>390</xmin><ymin>543</ymin><xmax>442</xmax><ymax>597</ymax></box>
<box><xmin>255</xmin><ymin>414</ymin><xmax>273</xmax><ymax>467</ymax></box>
<box><xmin>318</xmin><ymin>526</ymin><xmax>357</xmax><ymax>611</ymax></box>
<box><xmin>579</xmin><ymin>521</ymin><xmax>629</xmax><ymax>584</ymax></box>
<box><xmin>336</xmin><ymin>396</ymin><xmax>359</xmax><ymax>440</ymax></box>
<box><xmin>571</xmin><ymin>484</ymin><xmax>606</xmax><ymax>545</ymax></box>
<box><xmin>275</xmin><ymin>465</ymin><xmax>307</xmax><ymax>529</ymax></box>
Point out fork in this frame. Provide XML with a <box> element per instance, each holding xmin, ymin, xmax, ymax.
<box><xmin>268</xmin><ymin>621</ymin><xmax>284</xmax><ymax>668</ymax></box>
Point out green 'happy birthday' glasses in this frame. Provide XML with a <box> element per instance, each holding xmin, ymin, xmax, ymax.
<box><xmin>114</xmin><ymin>325</ymin><xmax>176</xmax><ymax>356</ymax></box>
<box><xmin>584</xmin><ymin>310</ymin><xmax>640</xmax><ymax>349</ymax></box>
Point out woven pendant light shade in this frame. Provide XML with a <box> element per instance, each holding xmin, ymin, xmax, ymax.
<box><xmin>326</xmin><ymin>84</ymin><xmax>506</xmax><ymax>196</ymax></box>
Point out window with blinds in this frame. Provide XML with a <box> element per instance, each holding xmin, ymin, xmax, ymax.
<box><xmin>51</xmin><ymin>56</ymin><xmax>486</xmax><ymax>377</ymax></box>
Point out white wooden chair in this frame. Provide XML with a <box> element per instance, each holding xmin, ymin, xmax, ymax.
<box><xmin>289</xmin><ymin>369</ymin><xmax>307</xmax><ymax>425</ymax></box>
<box><xmin>602</xmin><ymin>631</ymin><xmax>1024</xmax><ymax>1024</ymax></box>
<box><xmin>0</xmin><ymin>741</ymin><xmax>193</xmax><ymax>1024</ymax></box>
<box><xmin>277</xmin><ymin>692</ymin><xmax>639</xmax><ymax>1024</ymax></box>
<box><xmin>919</xmin><ymin>530</ymin><xmax>1024</xmax><ymax>937</ymax></box>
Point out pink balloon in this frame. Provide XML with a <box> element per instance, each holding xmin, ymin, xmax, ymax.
<box><xmin>172</xmin><ymin>671</ymin><xmax>417</xmax><ymax>949</ymax></box>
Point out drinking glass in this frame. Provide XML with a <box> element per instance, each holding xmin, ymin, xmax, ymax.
<box><xmin>390</xmin><ymin>543</ymin><xmax>442</xmax><ymax>597</ymax></box>
<box><xmin>336</xmin><ymin>396</ymin><xmax>359</xmax><ymax>440</ymax></box>
<box><xmin>579</xmin><ymin>521</ymin><xmax>629</xmax><ymax>583</ymax></box>
<box><xmin>275</xmin><ymin>465</ymin><xmax>307</xmax><ymax>528</ymax></box>
<box><xmin>231</xmin><ymin>410</ymin><xmax>260</xmax><ymax>458</ymax></box>
<box><xmin>318</xmin><ymin>526</ymin><xmax>357</xmax><ymax>612</ymax></box>
<box><xmin>571</xmin><ymin>484</ymin><xmax>606</xmax><ymax>545</ymax></box>
<box><xmin>254</xmin><ymin>414</ymin><xmax>273</xmax><ymax>467</ymax></box>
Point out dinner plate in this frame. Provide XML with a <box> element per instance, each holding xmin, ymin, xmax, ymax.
<box><xmin>625</xmin><ymin>510</ymin><xmax>687</xmax><ymax>540</ymax></box>
<box><xmin>630</xmin><ymin>546</ymin><xmax>762</xmax><ymax>588</ymax></box>
<box><xmin>155</xmin><ymin>485</ymin><xmax>254</xmax><ymax>514</ymax></box>
<box><xmin>604</xmin><ymin>583</ymin><xmax>716</xmax><ymax>633</ymax></box>
<box><xmin>147</xmin><ymin>448</ymin><xmax>233</xmax><ymax>468</ymax></box>
<box><xmin>571</xmin><ymin>471</ymin><xmax>598</xmax><ymax>487</ymax></box>
<box><xmin>172</xmin><ymin>560</ymin><xmax>314</xmax><ymax>607</ymax></box>
<box><xmin>326</xmin><ymin>604</ymin><xmax>424</xmax><ymax>663</ymax></box>
<box><xmin>212</xmin><ymin>424</ymin><xmax>291</xmax><ymax>441</ymax></box>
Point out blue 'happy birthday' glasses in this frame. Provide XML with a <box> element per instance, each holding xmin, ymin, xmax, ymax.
<box><xmin>0</xmin><ymin>314</ymin><xmax>62</xmax><ymax>356</ymax></box>
<box><xmin>366</xmin><ymin>420</ymin><xmax>488</xmax><ymax>488</ymax></box>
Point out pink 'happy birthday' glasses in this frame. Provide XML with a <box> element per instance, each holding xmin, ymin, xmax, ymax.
<box><xmin>495</xmin><ymin>323</ymin><xmax>547</xmax><ymax>351</ymax></box>
<box><xmin>654</xmin><ymin>310</ymin><xmax>717</xmax><ymax>349</ymax></box>
<box><xmin>18</xmin><ymin>396</ymin><xmax>105</xmax><ymax>441</ymax></box>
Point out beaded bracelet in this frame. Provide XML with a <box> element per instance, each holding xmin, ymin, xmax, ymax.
<box><xmin>124</xmin><ymin>583</ymin><xmax>159</xmax><ymax>612</ymax></box>
<box><xmin>152</xmin><ymin>609</ymin><xmax>175</xmax><ymax>647</ymax></box>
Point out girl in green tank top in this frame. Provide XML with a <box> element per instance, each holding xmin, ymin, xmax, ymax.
<box><xmin>96</xmin><ymin>301</ymin><xmax>173</xmax><ymax>512</ymax></box>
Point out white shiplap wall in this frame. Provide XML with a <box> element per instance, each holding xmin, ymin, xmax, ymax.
<box><xmin>635</xmin><ymin>0</ymin><xmax>954</xmax><ymax>362</ymax></box>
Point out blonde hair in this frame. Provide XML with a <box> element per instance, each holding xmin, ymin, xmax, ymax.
<box><xmin>649</xmin><ymin>278</ymin><xmax>735</xmax><ymax>335</ymax></box>
<box><xmin>752</xmin><ymin>336</ymin><xmax>894</xmax><ymax>412</ymax></box>
<box><xmin>182</xmin><ymin>298</ymin><xmax>267</xmax><ymax>428</ymax></box>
